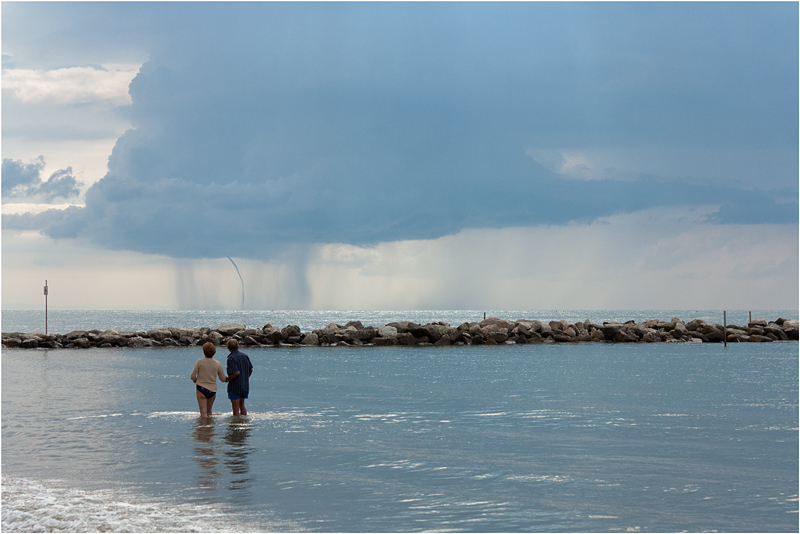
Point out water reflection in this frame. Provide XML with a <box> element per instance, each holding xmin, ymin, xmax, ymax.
<box><xmin>224</xmin><ymin>416</ymin><xmax>254</xmax><ymax>492</ymax></box>
<box><xmin>192</xmin><ymin>418</ymin><xmax>220</xmax><ymax>489</ymax></box>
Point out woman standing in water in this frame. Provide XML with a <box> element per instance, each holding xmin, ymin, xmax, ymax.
<box><xmin>190</xmin><ymin>342</ymin><xmax>228</xmax><ymax>417</ymax></box>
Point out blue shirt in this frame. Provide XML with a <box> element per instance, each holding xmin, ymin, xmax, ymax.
<box><xmin>226</xmin><ymin>349</ymin><xmax>253</xmax><ymax>397</ymax></box>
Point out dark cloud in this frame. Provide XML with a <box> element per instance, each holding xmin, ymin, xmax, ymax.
<box><xmin>2</xmin><ymin>156</ymin><xmax>45</xmax><ymax>194</ymax></box>
<box><xmin>2</xmin><ymin>156</ymin><xmax>82</xmax><ymax>201</ymax></box>
<box><xmin>5</xmin><ymin>2</ymin><xmax>797</xmax><ymax>259</ymax></box>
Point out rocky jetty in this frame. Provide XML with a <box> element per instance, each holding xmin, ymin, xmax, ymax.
<box><xmin>3</xmin><ymin>317</ymin><xmax>797</xmax><ymax>349</ymax></box>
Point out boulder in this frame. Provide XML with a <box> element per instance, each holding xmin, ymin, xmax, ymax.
<box><xmin>146</xmin><ymin>329</ymin><xmax>174</xmax><ymax>342</ymax></box>
<box><xmin>781</xmin><ymin>320</ymin><xmax>799</xmax><ymax>340</ymax></box>
<box><xmin>262</xmin><ymin>326</ymin><xmax>283</xmax><ymax>344</ymax></box>
<box><xmin>434</xmin><ymin>336</ymin><xmax>452</xmax><ymax>346</ymax></box>
<box><xmin>300</xmin><ymin>333</ymin><xmax>320</xmax><ymax>346</ymax></box>
<box><xmin>397</xmin><ymin>333</ymin><xmax>417</xmax><ymax>346</ymax></box>
<box><xmin>685</xmin><ymin>319</ymin><xmax>706</xmax><ymax>331</ymax></box>
<box><xmin>514</xmin><ymin>323</ymin><xmax>531</xmax><ymax>336</ymax></box>
<box><xmin>216</xmin><ymin>324</ymin><xmax>245</xmax><ymax>336</ymax></box>
<box><xmin>613</xmin><ymin>329</ymin><xmax>638</xmax><ymax>343</ymax></box>
<box><xmin>242</xmin><ymin>336</ymin><xmax>261</xmax><ymax>346</ymax></box>
<box><xmin>704</xmin><ymin>327</ymin><xmax>724</xmax><ymax>343</ymax></box>
<box><xmin>642</xmin><ymin>331</ymin><xmax>661</xmax><ymax>343</ymax></box>
<box><xmin>600</xmin><ymin>324</ymin><xmax>622</xmax><ymax>339</ymax></box>
<box><xmin>377</xmin><ymin>326</ymin><xmax>398</xmax><ymax>339</ymax></box>
<box><xmin>71</xmin><ymin>337</ymin><xmax>92</xmax><ymax>348</ymax></box>
<box><xmin>409</xmin><ymin>325</ymin><xmax>440</xmax><ymax>343</ymax></box>
<box><xmin>480</xmin><ymin>317</ymin><xmax>514</xmax><ymax>330</ymax></box>
<box><xmin>488</xmin><ymin>330</ymin><xmax>509</xmax><ymax>343</ymax></box>
<box><xmin>66</xmin><ymin>330</ymin><xmax>89</xmax><ymax>340</ymax></box>
<box><xmin>386</xmin><ymin>321</ymin><xmax>415</xmax><ymax>333</ymax></box>
<box><xmin>127</xmin><ymin>336</ymin><xmax>154</xmax><ymax>348</ymax></box>
<box><xmin>281</xmin><ymin>325</ymin><xmax>302</xmax><ymax>338</ymax></box>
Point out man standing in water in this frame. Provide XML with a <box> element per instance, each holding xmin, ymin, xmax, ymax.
<box><xmin>226</xmin><ymin>339</ymin><xmax>253</xmax><ymax>416</ymax></box>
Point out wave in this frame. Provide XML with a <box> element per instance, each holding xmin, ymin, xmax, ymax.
<box><xmin>1</xmin><ymin>475</ymin><xmax>301</xmax><ymax>533</ymax></box>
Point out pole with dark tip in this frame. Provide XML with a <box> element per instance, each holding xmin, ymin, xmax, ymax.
<box><xmin>723</xmin><ymin>310</ymin><xmax>727</xmax><ymax>347</ymax></box>
<box><xmin>44</xmin><ymin>280</ymin><xmax>48</xmax><ymax>335</ymax></box>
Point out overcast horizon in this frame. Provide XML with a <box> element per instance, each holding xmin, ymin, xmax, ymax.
<box><xmin>2</xmin><ymin>2</ymin><xmax>798</xmax><ymax>311</ymax></box>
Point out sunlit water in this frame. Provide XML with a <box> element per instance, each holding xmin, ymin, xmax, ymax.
<box><xmin>4</xmin><ymin>309</ymin><xmax>796</xmax><ymax>335</ymax></box>
<box><xmin>2</xmin><ymin>332</ymin><xmax>797</xmax><ymax>532</ymax></box>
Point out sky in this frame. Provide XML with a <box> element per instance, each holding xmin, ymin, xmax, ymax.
<box><xmin>2</xmin><ymin>1</ymin><xmax>798</xmax><ymax>311</ymax></box>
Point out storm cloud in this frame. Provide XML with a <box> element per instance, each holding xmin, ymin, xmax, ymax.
<box><xmin>5</xmin><ymin>2</ymin><xmax>797</xmax><ymax>260</ymax></box>
<box><xmin>2</xmin><ymin>156</ymin><xmax>82</xmax><ymax>201</ymax></box>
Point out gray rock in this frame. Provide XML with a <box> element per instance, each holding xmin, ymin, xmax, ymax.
<box><xmin>377</xmin><ymin>326</ymin><xmax>398</xmax><ymax>338</ymax></box>
<box><xmin>216</xmin><ymin>323</ymin><xmax>246</xmax><ymax>336</ymax></box>
<box><xmin>480</xmin><ymin>317</ymin><xmax>514</xmax><ymax>330</ymax></box>
<box><xmin>66</xmin><ymin>330</ymin><xmax>89</xmax><ymax>340</ymax></box>
<box><xmin>127</xmin><ymin>336</ymin><xmax>154</xmax><ymax>348</ymax></box>
<box><xmin>146</xmin><ymin>329</ymin><xmax>174</xmax><ymax>341</ymax></box>
<box><xmin>685</xmin><ymin>319</ymin><xmax>706</xmax><ymax>331</ymax></box>
<box><xmin>300</xmin><ymin>333</ymin><xmax>320</xmax><ymax>345</ymax></box>
<box><xmin>281</xmin><ymin>325</ymin><xmax>302</xmax><ymax>338</ymax></box>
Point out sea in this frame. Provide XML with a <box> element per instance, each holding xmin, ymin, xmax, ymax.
<box><xmin>2</xmin><ymin>310</ymin><xmax>798</xmax><ymax>532</ymax></box>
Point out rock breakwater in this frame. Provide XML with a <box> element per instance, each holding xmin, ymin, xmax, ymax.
<box><xmin>3</xmin><ymin>317</ymin><xmax>798</xmax><ymax>349</ymax></box>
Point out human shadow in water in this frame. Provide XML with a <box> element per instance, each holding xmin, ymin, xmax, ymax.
<box><xmin>224</xmin><ymin>416</ymin><xmax>255</xmax><ymax>492</ymax></box>
<box><xmin>192</xmin><ymin>417</ymin><xmax>220</xmax><ymax>490</ymax></box>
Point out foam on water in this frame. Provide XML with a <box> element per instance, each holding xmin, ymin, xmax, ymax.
<box><xmin>1</xmin><ymin>475</ymin><xmax>300</xmax><ymax>533</ymax></box>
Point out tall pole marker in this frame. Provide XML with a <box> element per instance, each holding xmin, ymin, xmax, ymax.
<box><xmin>44</xmin><ymin>280</ymin><xmax>48</xmax><ymax>335</ymax></box>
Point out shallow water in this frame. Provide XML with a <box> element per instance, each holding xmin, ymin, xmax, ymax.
<box><xmin>2</xmin><ymin>341</ymin><xmax>798</xmax><ymax>532</ymax></box>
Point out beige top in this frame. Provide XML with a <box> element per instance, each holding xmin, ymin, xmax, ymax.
<box><xmin>190</xmin><ymin>357</ymin><xmax>226</xmax><ymax>392</ymax></box>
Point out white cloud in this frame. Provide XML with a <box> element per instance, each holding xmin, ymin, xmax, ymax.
<box><xmin>2</xmin><ymin>63</ymin><xmax>139</xmax><ymax>106</ymax></box>
<box><xmin>1</xmin><ymin>230</ymin><xmax>176</xmax><ymax>310</ymax></box>
<box><xmin>1</xmin><ymin>203</ymin><xmax>81</xmax><ymax>215</ymax></box>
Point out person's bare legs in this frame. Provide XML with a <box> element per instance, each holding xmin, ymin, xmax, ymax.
<box><xmin>196</xmin><ymin>389</ymin><xmax>209</xmax><ymax>417</ymax></box>
<box><xmin>206</xmin><ymin>394</ymin><xmax>216</xmax><ymax>416</ymax></box>
<box><xmin>230</xmin><ymin>398</ymin><xmax>246</xmax><ymax>416</ymax></box>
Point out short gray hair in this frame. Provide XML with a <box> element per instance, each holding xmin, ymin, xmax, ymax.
<box><xmin>227</xmin><ymin>338</ymin><xmax>239</xmax><ymax>351</ymax></box>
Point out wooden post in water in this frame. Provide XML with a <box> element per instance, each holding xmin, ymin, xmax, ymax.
<box><xmin>44</xmin><ymin>280</ymin><xmax>48</xmax><ymax>335</ymax></box>
<box><xmin>723</xmin><ymin>310</ymin><xmax>727</xmax><ymax>347</ymax></box>
<box><xmin>749</xmin><ymin>311</ymin><xmax>752</xmax><ymax>324</ymax></box>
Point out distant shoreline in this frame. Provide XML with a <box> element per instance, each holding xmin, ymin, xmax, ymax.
<box><xmin>4</xmin><ymin>316</ymin><xmax>798</xmax><ymax>349</ymax></box>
